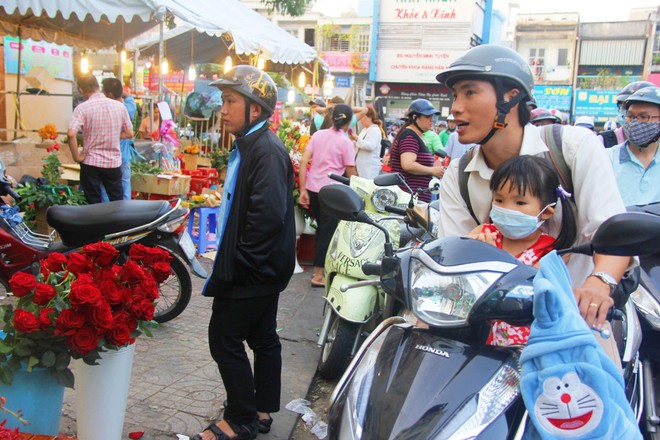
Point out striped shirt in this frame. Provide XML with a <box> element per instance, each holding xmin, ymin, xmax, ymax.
<box><xmin>69</xmin><ymin>92</ymin><xmax>133</xmax><ymax>168</ymax></box>
<box><xmin>390</xmin><ymin>128</ymin><xmax>435</xmax><ymax>202</ymax></box>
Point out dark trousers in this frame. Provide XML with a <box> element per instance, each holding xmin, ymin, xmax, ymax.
<box><xmin>309</xmin><ymin>190</ymin><xmax>339</xmax><ymax>268</ymax></box>
<box><xmin>80</xmin><ymin>163</ymin><xmax>123</xmax><ymax>204</ymax></box>
<box><xmin>209</xmin><ymin>294</ymin><xmax>282</xmax><ymax>425</ymax></box>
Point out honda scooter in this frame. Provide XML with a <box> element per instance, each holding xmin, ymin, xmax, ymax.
<box><xmin>319</xmin><ymin>184</ymin><xmax>656</xmax><ymax>439</ymax></box>
<box><xmin>0</xmin><ymin>174</ymin><xmax>206</xmax><ymax>323</ymax></box>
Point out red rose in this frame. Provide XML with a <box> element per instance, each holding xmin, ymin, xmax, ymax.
<box><xmin>97</xmin><ymin>278</ymin><xmax>122</xmax><ymax>306</ymax></box>
<box><xmin>38</xmin><ymin>308</ymin><xmax>56</xmax><ymax>331</ymax></box>
<box><xmin>105</xmin><ymin>322</ymin><xmax>132</xmax><ymax>346</ymax></box>
<box><xmin>69</xmin><ymin>279</ymin><xmax>102</xmax><ymax>307</ymax></box>
<box><xmin>114</xmin><ymin>311</ymin><xmax>138</xmax><ymax>333</ymax></box>
<box><xmin>118</xmin><ymin>260</ymin><xmax>146</xmax><ymax>285</ymax></box>
<box><xmin>90</xmin><ymin>301</ymin><xmax>113</xmax><ymax>330</ymax></box>
<box><xmin>127</xmin><ymin>243</ymin><xmax>150</xmax><ymax>263</ymax></box>
<box><xmin>66</xmin><ymin>326</ymin><xmax>99</xmax><ymax>356</ymax></box>
<box><xmin>13</xmin><ymin>309</ymin><xmax>39</xmax><ymax>333</ymax></box>
<box><xmin>130</xmin><ymin>298</ymin><xmax>155</xmax><ymax>321</ymax></box>
<box><xmin>134</xmin><ymin>275</ymin><xmax>159</xmax><ymax>301</ymax></box>
<box><xmin>150</xmin><ymin>262</ymin><xmax>172</xmax><ymax>284</ymax></box>
<box><xmin>66</xmin><ymin>253</ymin><xmax>91</xmax><ymax>274</ymax></box>
<box><xmin>43</xmin><ymin>252</ymin><xmax>68</xmax><ymax>273</ymax></box>
<box><xmin>128</xmin><ymin>244</ymin><xmax>172</xmax><ymax>265</ymax></box>
<box><xmin>83</xmin><ymin>243</ymin><xmax>119</xmax><ymax>268</ymax></box>
<box><xmin>54</xmin><ymin>309</ymin><xmax>86</xmax><ymax>336</ymax></box>
<box><xmin>8</xmin><ymin>272</ymin><xmax>37</xmax><ymax>297</ymax></box>
<box><xmin>33</xmin><ymin>283</ymin><xmax>57</xmax><ymax>306</ymax></box>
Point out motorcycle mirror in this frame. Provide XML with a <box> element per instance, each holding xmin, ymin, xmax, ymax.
<box><xmin>319</xmin><ymin>184</ymin><xmax>367</xmax><ymax>222</ymax></box>
<box><xmin>373</xmin><ymin>173</ymin><xmax>404</xmax><ymax>187</ymax></box>
<box><xmin>428</xmin><ymin>177</ymin><xmax>441</xmax><ymax>195</ymax></box>
<box><xmin>565</xmin><ymin>212</ymin><xmax>660</xmax><ymax>256</ymax></box>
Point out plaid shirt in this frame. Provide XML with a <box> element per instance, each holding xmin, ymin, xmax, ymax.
<box><xmin>69</xmin><ymin>92</ymin><xmax>132</xmax><ymax>168</ymax></box>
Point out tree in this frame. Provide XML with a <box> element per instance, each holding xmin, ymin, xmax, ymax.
<box><xmin>261</xmin><ymin>0</ymin><xmax>312</xmax><ymax>17</ymax></box>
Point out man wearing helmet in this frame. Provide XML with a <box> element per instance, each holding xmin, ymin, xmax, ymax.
<box><xmin>196</xmin><ymin>66</ymin><xmax>296</xmax><ymax>440</ymax></box>
<box><xmin>389</xmin><ymin>98</ymin><xmax>445</xmax><ymax>202</ymax></box>
<box><xmin>600</xmin><ymin>80</ymin><xmax>655</xmax><ymax>148</ymax></box>
<box><xmin>607</xmin><ymin>86</ymin><xmax>660</xmax><ymax>205</ymax></box>
<box><xmin>530</xmin><ymin>108</ymin><xmax>560</xmax><ymax>127</ymax></box>
<box><xmin>436</xmin><ymin>45</ymin><xmax>630</xmax><ymax>332</ymax></box>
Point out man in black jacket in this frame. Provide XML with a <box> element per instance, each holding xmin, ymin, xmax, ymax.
<box><xmin>194</xmin><ymin>66</ymin><xmax>296</xmax><ymax>440</ymax></box>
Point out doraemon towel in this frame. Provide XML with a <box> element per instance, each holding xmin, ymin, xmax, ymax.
<box><xmin>520</xmin><ymin>251</ymin><xmax>640</xmax><ymax>440</ymax></box>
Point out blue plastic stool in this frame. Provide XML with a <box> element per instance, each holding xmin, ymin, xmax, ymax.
<box><xmin>188</xmin><ymin>206</ymin><xmax>222</xmax><ymax>254</ymax></box>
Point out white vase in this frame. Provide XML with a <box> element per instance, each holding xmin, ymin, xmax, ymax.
<box><xmin>75</xmin><ymin>343</ymin><xmax>136</xmax><ymax>440</ymax></box>
<box><xmin>294</xmin><ymin>207</ymin><xmax>305</xmax><ymax>274</ymax></box>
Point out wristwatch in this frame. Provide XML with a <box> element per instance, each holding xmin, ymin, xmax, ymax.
<box><xmin>588</xmin><ymin>272</ymin><xmax>617</xmax><ymax>294</ymax></box>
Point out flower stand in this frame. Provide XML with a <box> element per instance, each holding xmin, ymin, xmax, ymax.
<box><xmin>0</xmin><ymin>366</ymin><xmax>65</xmax><ymax>435</ymax></box>
<box><xmin>74</xmin><ymin>343</ymin><xmax>135</xmax><ymax>440</ymax></box>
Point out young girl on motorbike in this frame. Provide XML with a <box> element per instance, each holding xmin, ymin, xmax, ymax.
<box><xmin>466</xmin><ymin>155</ymin><xmax>577</xmax><ymax>345</ymax></box>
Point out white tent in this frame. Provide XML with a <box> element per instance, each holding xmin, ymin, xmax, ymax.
<box><xmin>0</xmin><ymin>0</ymin><xmax>317</xmax><ymax>64</ymax></box>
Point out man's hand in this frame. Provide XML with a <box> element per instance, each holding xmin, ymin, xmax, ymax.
<box><xmin>299</xmin><ymin>189</ymin><xmax>310</xmax><ymax>209</ymax></box>
<box><xmin>574</xmin><ymin>276</ymin><xmax>614</xmax><ymax>330</ymax></box>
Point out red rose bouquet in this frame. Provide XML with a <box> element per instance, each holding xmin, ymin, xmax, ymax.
<box><xmin>0</xmin><ymin>242</ymin><xmax>171</xmax><ymax>388</ymax></box>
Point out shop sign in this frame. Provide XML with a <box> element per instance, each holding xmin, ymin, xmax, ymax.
<box><xmin>4</xmin><ymin>36</ymin><xmax>73</xmax><ymax>81</ymax></box>
<box><xmin>573</xmin><ymin>89</ymin><xmax>618</xmax><ymax>117</ymax></box>
<box><xmin>374</xmin><ymin>82</ymin><xmax>451</xmax><ymax>101</ymax></box>
<box><xmin>335</xmin><ymin>76</ymin><xmax>352</xmax><ymax>88</ymax></box>
<box><xmin>532</xmin><ymin>85</ymin><xmax>572</xmax><ymax>112</ymax></box>
<box><xmin>321</xmin><ymin>52</ymin><xmax>369</xmax><ymax>73</ymax></box>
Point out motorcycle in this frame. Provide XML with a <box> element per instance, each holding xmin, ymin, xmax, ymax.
<box><xmin>628</xmin><ymin>202</ymin><xmax>660</xmax><ymax>439</ymax></box>
<box><xmin>316</xmin><ymin>173</ymin><xmax>412</xmax><ymax>379</ymax></box>
<box><xmin>0</xmin><ymin>174</ymin><xmax>207</xmax><ymax>323</ymax></box>
<box><xmin>319</xmin><ymin>183</ymin><xmax>658</xmax><ymax>439</ymax></box>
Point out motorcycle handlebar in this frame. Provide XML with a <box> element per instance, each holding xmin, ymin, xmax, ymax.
<box><xmin>329</xmin><ymin>173</ymin><xmax>351</xmax><ymax>185</ymax></box>
<box><xmin>362</xmin><ymin>263</ymin><xmax>381</xmax><ymax>276</ymax></box>
<box><xmin>0</xmin><ymin>178</ymin><xmax>20</xmax><ymax>202</ymax></box>
<box><xmin>385</xmin><ymin>205</ymin><xmax>407</xmax><ymax>216</ymax></box>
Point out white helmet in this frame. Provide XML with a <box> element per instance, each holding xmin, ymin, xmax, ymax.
<box><xmin>604</xmin><ymin>121</ymin><xmax>617</xmax><ymax>131</ymax></box>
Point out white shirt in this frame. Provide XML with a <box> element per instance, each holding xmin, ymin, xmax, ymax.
<box><xmin>438</xmin><ymin>123</ymin><xmax>626</xmax><ymax>285</ymax></box>
<box><xmin>355</xmin><ymin>124</ymin><xmax>383</xmax><ymax>179</ymax></box>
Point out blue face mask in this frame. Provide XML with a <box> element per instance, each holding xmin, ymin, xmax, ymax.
<box><xmin>489</xmin><ymin>204</ymin><xmax>552</xmax><ymax>240</ymax></box>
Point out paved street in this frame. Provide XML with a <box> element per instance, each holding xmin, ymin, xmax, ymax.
<box><xmin>56</xmin><ymin>256</ymin><xmax>325</xmax><ymax>439</ymax></box>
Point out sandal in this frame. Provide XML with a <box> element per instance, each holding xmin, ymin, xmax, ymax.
<box><xmin>257</xmin><ymin>416</ymin><xmax>273</xmax><ymax>433</ymax></box>
<box><xmin>192</xmin><ymin>420</ymin><xmax>258</xmax><ymax>440</ymax></box>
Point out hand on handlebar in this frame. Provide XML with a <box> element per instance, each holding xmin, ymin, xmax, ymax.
<box><xmin>573</xmin><ymin>278</ymin><xmax>615</xmax><ymax>330</ymax></box>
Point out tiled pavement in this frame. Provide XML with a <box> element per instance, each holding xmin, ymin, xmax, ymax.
<box><xmin>56</xmin><ymin>257</ymin><xmax>324</xmax><ymax>439</ymax></box>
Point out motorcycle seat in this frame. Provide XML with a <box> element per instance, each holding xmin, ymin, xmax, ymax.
<box><xmin>47</xmin><ymin>200</ymin><xmax>172</xmax><ymax>247</ymax></box>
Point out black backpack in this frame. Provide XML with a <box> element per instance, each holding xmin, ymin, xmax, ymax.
<box><xmin>600</xmin><ymin>130</ymin><xmax>618</xmax><ymax>148</ymax></box>
<box><xmin>458</xmin><ymin>124</ymin><xmax>574</xmax><ymax>224</ymax></box>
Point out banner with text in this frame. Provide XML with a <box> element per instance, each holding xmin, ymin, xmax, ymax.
<box><xmin>4</xmin><ymin>36</ymin><xmax>73</xmax><ymax>81</ymax></box>
<box><xmin>375</xmin><ymin>0</ymin><xmax>477</xmax><ymax>83</ymax></box>
<box><xmin>573</xmin><ymin>89</ymin><xmax>618</xmax><ymax>118</ymax></box>
<box><xmin>532</xmin><ymin>85</ymin><xmax>572</xmax><ymax>112</ymax></box>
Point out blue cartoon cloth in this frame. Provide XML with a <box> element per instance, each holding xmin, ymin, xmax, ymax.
<box><xmin>520</xmin><ymin>251</ymin><xmax>640</xmax><ymax>440</ymax></box>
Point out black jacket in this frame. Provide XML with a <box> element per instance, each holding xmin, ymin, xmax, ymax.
<box><xmin>204</xmin><ymin>123</ymin><xmax>296</xmax><ymax>299</ymax></box>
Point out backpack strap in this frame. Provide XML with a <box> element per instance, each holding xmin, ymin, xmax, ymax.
<box><xmin>539</xmin><ymin>124</ymin><xmax>573</xmax><ymax>194</ymax></box>
<box><xmin>458</xmin><ymin>146</ymin><xmax>479</xmax><ymax>224</ymax></box>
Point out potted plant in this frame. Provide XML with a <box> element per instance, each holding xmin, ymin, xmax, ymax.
<box><xmin>0</xmin><ymin>242</ymin><xmax>168</xmax><ymax>434</ymax></box>
<box><xmin>182</xmin><ymin>144</ymin><xmax>200</xmax><ymax>171</ymax></box>
<box><xmin>15</xmin><ymin>143</ymin><xmax>86</xmax><ymax>233</ymax></box>
<box><xmin>210</xmin><ymin>147</ymin><xmax>231</xmax><ymax>183</ymax></box>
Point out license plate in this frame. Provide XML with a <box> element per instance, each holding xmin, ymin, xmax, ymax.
<box><xmin>179</xmin><ymin>230</ymin><xmax>196</xmax><ymax>260</ymax></box>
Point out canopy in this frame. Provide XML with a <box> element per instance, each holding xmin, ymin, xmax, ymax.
<box><xmin>0</xmin><ymin>0</ymin><xmax>317</xmax><ymax>64</ymax></box>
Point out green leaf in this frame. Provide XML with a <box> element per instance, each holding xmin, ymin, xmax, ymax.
<box><xmin>141</xmin><ymin>327</ymin><xmax>153</xmax><ymax>338</ymax></box>
<box><xmin>56</xmin><ymin>368</ymin><xmax>75</xmax><ymax>388</ymax></box>
<box><xmin>0</xmin><ymin>365</ymin><xmax>14</xmax><ymax>385</ymax></box>
<box><xmin>0</xmin><ymin>343</ymin><xmax>14</xmax><ymax>354</ymax></box>
<box><xmin>41</xmin><ymin>350</ymin><xmax>56</xmax><ymax>367</ymax></box>
<box><xmin>13</xmin><ymin>343</ymin><xmax>32</xmax><ymax>357</ymax></box>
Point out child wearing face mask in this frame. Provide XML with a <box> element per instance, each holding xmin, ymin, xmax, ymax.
<box><xmin>466</xmin><ymin>155</ymin><xmax>577</xmax><ymax>346</ymax></box>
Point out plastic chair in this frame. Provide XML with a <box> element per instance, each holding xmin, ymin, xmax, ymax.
<box><xmin>187</xmin><ymin>206</ymin><xmax>222</xmax><ymax>254</ymax></box>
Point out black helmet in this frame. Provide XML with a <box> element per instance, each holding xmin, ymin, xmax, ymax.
<box><xmin>624</xmin><ymin>86</ymin><xmax>660</xmax><ymax>110</ymax></box>
<box><xmin>436</xmin><ymin>45</ymin><xmax>534</xmax><ymax>99</ymax></box>
<box><xmin>530</xmin><ymin>108</ymin><xmax>559</xmax><ymax>125</ymax></box>
<box><xmin>210</xmin><ymin>65</ymin><xmax>277</xmax><ymax>116</ymax></box>
<box><xmin>407</xmin><ymin>99</ymin><xmax>440</xmax><ymax>117</ymax></box>
<box><xmin>616</xmin><ymin>81</ymin><xmax>655</xmax><ymax>107</ymax></box>
<box><xmin>436</xmin><ymin>45</ymin><xmax>534</xmax><ymax>145</ymax></box>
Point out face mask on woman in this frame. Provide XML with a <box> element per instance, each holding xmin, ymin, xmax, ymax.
<box><xmin>623</xmin><ymin>120</ymin><xmax>660</xmax><ymax>147</ymax></box>
<box><xmin>489</xmin><ymin>204</ymin><xmax>553</xmax><ymax>240</ymax></box>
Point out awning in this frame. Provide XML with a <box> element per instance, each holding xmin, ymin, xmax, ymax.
<box><xmin>0</xmin><ymin>0</ymin><xmax>317</xmax><ymax>64</ymax></box>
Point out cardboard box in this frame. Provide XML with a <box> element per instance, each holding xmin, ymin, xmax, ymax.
<box><xmin>131</xmin><ymin>173</ymin><xmax>191</xmax><ymax>195</ymax></box>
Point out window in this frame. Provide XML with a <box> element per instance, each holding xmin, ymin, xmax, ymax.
<box><xmin>529</xmin><ymin>48</ymin><xmax>545</xmax><ymax>66</ymax></box>
<box><xmin>325</xmin><ymin>34</ymin><xmax>350</xmax><ymax>52</ymax></box>
<box><xmin>355</xmin><ymin>34</ymin><xmax>370</xmax><ymax>52</ymax></box>
<box><xmin>557</xmin><ymin>48</ymin><xmax>568</xmax><ymax>66</ymax></box>
<box><xmin>304</xmin><ymin>28</ymin><xmax>315</xmax><ymax>47</ymax></box>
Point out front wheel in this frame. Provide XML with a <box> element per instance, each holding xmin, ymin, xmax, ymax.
<box><xmin>154</xmin><ymin>252</ymin><xmax>192</xmax><ymax>323</ymax></box>
<box><xmin>318</xmin><ymin>312</ymin><xmax>359</xmax><ymax>380</ymax></box>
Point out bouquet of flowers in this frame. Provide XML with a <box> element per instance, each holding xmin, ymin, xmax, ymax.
<box><xmin>0</xmin><ymin>242</ymin><xmax>170</xmax><ymax>388</ymax></box>
<box><xmin>277</xmin><ymin>120</ymin><xmax>312</xmax><ymax>217</ymax></box>
<box><xmin>37</xmin><ymin>123</ymin><xmax>58</xmax><ymax>142</ymax></box>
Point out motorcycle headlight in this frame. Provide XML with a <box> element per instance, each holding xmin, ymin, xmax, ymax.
<box><xmin>410</xmin><ymin>258</ymin><xmax>502</xmax><ymax>327</ymax></box>
<box><xmin>631</xmin><ymin>287</ymin><xmax>660</xmax><ymax>330</ymax></box>
<box><xmin>371</xmin><ymin>188</ymin><xmax>398</xmax><ymax>213</ymax></box>
<box><xmin>441</xmin><ymin>356</ymin><xmax>521</xmax><ymax>440</ymax></box>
